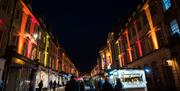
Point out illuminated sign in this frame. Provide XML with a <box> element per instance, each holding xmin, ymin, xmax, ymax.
<box><xmin>36</xmin><ymin>71</ymin><xmax>48</xmax><ymax>88</ymax></box>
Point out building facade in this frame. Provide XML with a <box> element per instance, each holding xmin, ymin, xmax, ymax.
<box><xmin>0</xmin><ymin>0</ymin><xmax>78</xmax><ymax>91</ymax></box>
<box><xmin>99</xmin><ymin>0</ymin><xmax>180</xmax><ymax>91</ymax></box>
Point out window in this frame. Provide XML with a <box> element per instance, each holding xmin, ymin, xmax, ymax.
<box><xmin>150</xmin><ymin>1</ymin><xmax>157</xmax><ymax>16</ymax></box>
<box><xmin>132</xmin><ymin>45</ymin><xmax>137</xmax><ymax>61</ymax></box>
<box><xmin>31</xmin><ymin>48</ymin><xmax>37</xmax><ymax>60</ymax></box>
<box><xmin>128</xmin><ymin>28</ymin><xmax>132</xmax><ymax>40</ymax></box>
<box><xmin>170</xmin><ymin>19</ymin><xmax>180</xmax><ymax>36</ymax></box>
<box><xmin>156</xmin><ymin>25</ymin><xmax>165</xmax><ymax>47</ymax></box>
<box><xmin>12</xmin><ymin>36</ymin><xmax>18</xmax><ymax>46</ymax></box>
<box><xmin>132</xmin><ymin>26</ymin><xmax>136</xmax><ymax>37</ymax></box>
<box><xmin>162</xmin><ymin>0</ymin><xmax>171</xmax><ymax>11</ymax></box>
<box><xmin>142</xmin><ymin>12</ymin><xmax>148</xmax><ymax>26</ymax></box>
<box><xmin>137</xmin><ymin>19</ymin><xmax>142</xmax><ymax>31</ymax></box>
<box><xmin>38</xmin><ymin>31</ymin><xmax>41</xmax><ymax>39</ymax></box>
<box><xmin>25</xmin><ymin>17</ymin><xmax>31</xmax><ymax>33</ymax></box>
<box><xmin>141</xmin><ymin>39</ymin><xmax>147</xmax><ymax>55</ymax></box>
<box><xmin>16</xmin><ymin>9</ymin><xmax>20</xmax><ymax>19</ymax></box>
<box><xmin>23</xmin><ymin>42</ymin><xmax>28</xmax><ymax>56</ymax></box>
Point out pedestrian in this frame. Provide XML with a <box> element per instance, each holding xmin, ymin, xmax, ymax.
<box><xmin>80</xmin><ymin>81</ymin><xmax>85</xmax><ymax>91</ymax></box>
<box><xmin>53</xmin><ymin>80</ymin><xmax>57</xmax><ymax>91</ymax></box>
<box><xmin>58</xmin><ymin>81</ymin><xmax>60</xmax><ymax>87</ymax></box>
<box><xmin>95</xmin><ymin>80</ymin><xmax>99</xmax><ymax>91</ymax></box>
<box><xmin>102</xmin><ymin>77</ymin><xmax>113</xmax><ymax>91</ymax></box>
<box><xmin>38</xmin><ymin>80</ymin><xmax>43</xmax><ymax>91</ymax></box>
<box><xmin>98</xmin><ymin>78</ymin><xmax>103</xmax><ymax>91</ymax></box>
<box><xmin>0</xmin><ymin>80</ymin><xmax>4</xmax><ymax>91</ymax></box>
<box><xmin>65</xmin><ymin>75</ymin><xmax>80</xmax><ymax>91</ymax></box>
<box><xmin>49</xmin><ymin>80</ymin><xmax>53</xmax><ymax>91</ymax></box>
<box><xmin>62</xmin><ymin>82</ymin><xmax>64</xmax><ymax>86</ymax></box>
<box><xmin>114</xmin><ymin>78</ymin><xmax>123</xmax><ymax>91</ymax></box>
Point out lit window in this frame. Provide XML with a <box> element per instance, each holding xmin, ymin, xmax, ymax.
<box><xmin>162</xmin><ymin>0</ymin><xmax>171</xmax><ymax>11</ymax></box>
<box><xmin>39</xmin><ymin>31</ymin><xmax>41</xmax><ymax>39</ymax></box>
<box><xmin>170</xmin><ymin>19</ymin><xmax>180</xmax><ymax>36</ymax></box>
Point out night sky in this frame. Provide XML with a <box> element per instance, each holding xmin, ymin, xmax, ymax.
<box><xmin>32</xmin><ymin>0</ymin><xmax>142</xmax><ymax>72</ymax></box>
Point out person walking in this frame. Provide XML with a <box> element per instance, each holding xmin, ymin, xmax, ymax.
<box><xmin>65</xmin><ymin>76</ymin><xmax>80</xmax><ymax>91</ymax></box>
<box><xmin>49</xmin><ymin>80</ymin><xmax>53</xmax><ymax>91</ymax></box>
<box><xmin>38</xmin><ymin>80</ymin><xmax>43</xmax><ymax>91</ymax></box>
<box><xmin>114</xmin><ymin>78</ymin><xmax>123</xmax><ymax>91</ymax></box>
<box><xmin>98</xmin><ymin>78</ymin><xmax>103</xmax><ymax>91</ymax></box>
<box><xmin>80</xmin><ymin>81</ymin><xmax>85</xmax><ymax>91</ymax></box>
<box><xmin>0</xmin><ymin>80</ymin><xmax>4</xmax><ymax>91</ymax></box>
<box><xmin>53</xmin><ymin>80</ymin><xmax>57</xmax><ymax>91</ymax></box>
<box><xmin>102</xmin><ymin>77</ymin><xmax>113</xmax><ymax>91</ymax></box>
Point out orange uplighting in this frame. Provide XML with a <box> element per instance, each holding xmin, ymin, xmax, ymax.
<box><xmin>18</xmin><ymin>0</ymin><xmax>39</xmax><ymax>56</ymax></box>
<box><xmin>19</xmin><ymin>0</ymin><xmax>39</xmax><ymax>25</ymax></box>
<box><xmin>132</xmin><ymin>19</ymin><xmax>143</xmax><ymax>57</ymax></box>
<box><xmin>143</xmin><ymin>4</ymin><xmax>159</xmax><ymax>50</ymax></box>
<box><xmin>118</xmin><ymin>37</ymin><xmax>125</xmax><ymax>66</ymax></box>
<box><xmin>27</xmin><ymin>41</ymin><xmax>32</xmax><ymax>58</ymax></box>
<box><xmin>116</xmin><ymin>40</ymin><xmax>123</xmax><ymax>67</ymax></box>
<box><xmin>17</xmin><ymin>12</ymin><xmax>28</xmax><ymax>54</ymax></box>
<box><xmin>107</xmin><ymin>42</ymin><xmax>113</xmax><ymax>65</ymax></box>
<box><xmin>121</xmin><ymin>53</ymin><xmax>125</xmax><ymax>66</ymax></box>
<box><xmin>27</xmin><ymin>21</ymin><xmax>35</xmax><ymax>58</ymax></box>
<box><xmin>137</xmin><ymin>40</ymin><xmax>143</xmax><ymax>57</ymax></box>
<box><xmin>124</xmin><ymin>29</ymin><xmax>133</xmax><ymax>62</ymax></box>
<box><xmin>29</xmin><ymin>20</ymin><xmax>35</xmax><ymax>34</ymax></box>
<box><xmin>62</xmin><ymin>53</ymin><xmax>65</xmax><ymax>71</ymax></box>
<box><xmin>56</xmin><ymin>47</ymin><xmax>59</xmax><ymax>70</ymax></box>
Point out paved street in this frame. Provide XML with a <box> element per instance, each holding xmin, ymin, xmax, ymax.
<box><xmin>44</xmin><ymin>87</ymin><xmax>65</xmax><ymax>91</ymax></box>
<box><xmin>43</xmin><ymin>87</ymin><xmax>95</xmax><ymax>91</ymax></box>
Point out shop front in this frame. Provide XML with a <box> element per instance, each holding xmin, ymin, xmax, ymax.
<box><xmin>35</xmin><ymin>70</ymin><xmax>49</xmax><ymax>89</ymax></box>
<box><xmin>107</xmin><ymin>69</ymin><xmax>147</xmax><ymax>91</ymax></box>
<box><xmin>61</xmin><ymin>73</ymin><xmax>71</xmax><ymax>85</ymax></box>
<box><xmin>49</xmin><ymin>71</ymin><xmax>59</xmax><ymax>83</ymax></box>
<box><xmin>4</xmin><ymin>56</ymin><xmax>38</xmax><ymax>91</ymax></box>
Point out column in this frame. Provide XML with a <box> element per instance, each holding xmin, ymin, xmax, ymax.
<box><xmin>143</xmin><ymin>4</ymin><xmax>159</xmax><ymax>50</ymax></box>
<box><xmin>124</xmin><ymin>29</ymin><xmax>133</xmax><ymax>62</ymax></box>
<box><xmin>17</xmin><ymin>10</ymin><xmax>28</xmax><ymax>54</ymax></box>
<box><xmin>133</xmin><ymin>20</ymin><xmax>143</xmax><ymax>57</ymax></box>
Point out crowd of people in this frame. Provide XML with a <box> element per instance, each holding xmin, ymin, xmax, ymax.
<box><xmin>64</xmin><ymin>76</ymin><xmax>123</xmax><ymax>91</ymax></box>
<box><xmin>38</xmin><ymin>79</ymin><xmax>63</xmax><ymax>91</ymax></box>
<box><xmin>37</xmin><ymin>76</ymin><xmax>123</xmax><ymax>91</ymax></box>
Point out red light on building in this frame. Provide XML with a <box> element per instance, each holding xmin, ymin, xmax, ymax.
<box><xmin>0</xmin><ymin>19</ymin><xmax>5</xmax><ymax>28</ymax></box>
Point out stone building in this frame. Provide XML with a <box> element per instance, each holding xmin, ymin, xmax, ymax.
<box><xmin>99</xmin><ymin>0</ymin><xmax>180</xmax><ymax>90</ymax></box>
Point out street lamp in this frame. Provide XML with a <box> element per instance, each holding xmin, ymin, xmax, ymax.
<box><xmin>144</xmin><ymin>66</ymin><xmax>151</xmax><ymax>73</ymax></box>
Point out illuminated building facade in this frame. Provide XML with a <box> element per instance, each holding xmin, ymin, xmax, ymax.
<box><xmin>0</xmin><ymin>0</ymin><xmax>79</xmax><ymax>91</ymax></box>
<box><xmin>61</xmin><ymin>52</ymin><xmax>79</xmax><ymax>76</ymax></box>
<box><xmin>98</xmin><ymin>0</ymin><xmax>180</xmax><ymax>90</ymax></box>
<box><xmin>90</xmin><ymin>58</ymin><xmax>100</xmax><ymax>77</ymax></box>
<box><xmin>90</xmin><ymin>64</ymin><xmax>100</xmax><ymax>77</ymax></box>
<box><xmin>0</xmin><ymin>0</ymin><xmax>15</xmax><ymax>82</ymax></box>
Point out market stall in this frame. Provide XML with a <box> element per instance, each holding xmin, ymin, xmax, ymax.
<box><xmin>108</xmin><ymin>69</ymin><xmax>147</xmax><ymax>91</ymax></box>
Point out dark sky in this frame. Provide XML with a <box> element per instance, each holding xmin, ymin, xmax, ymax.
<box><xmin>32</xmin><ymin>0</ymin><xmax>142</xmax><ymax>72</ymax></box>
